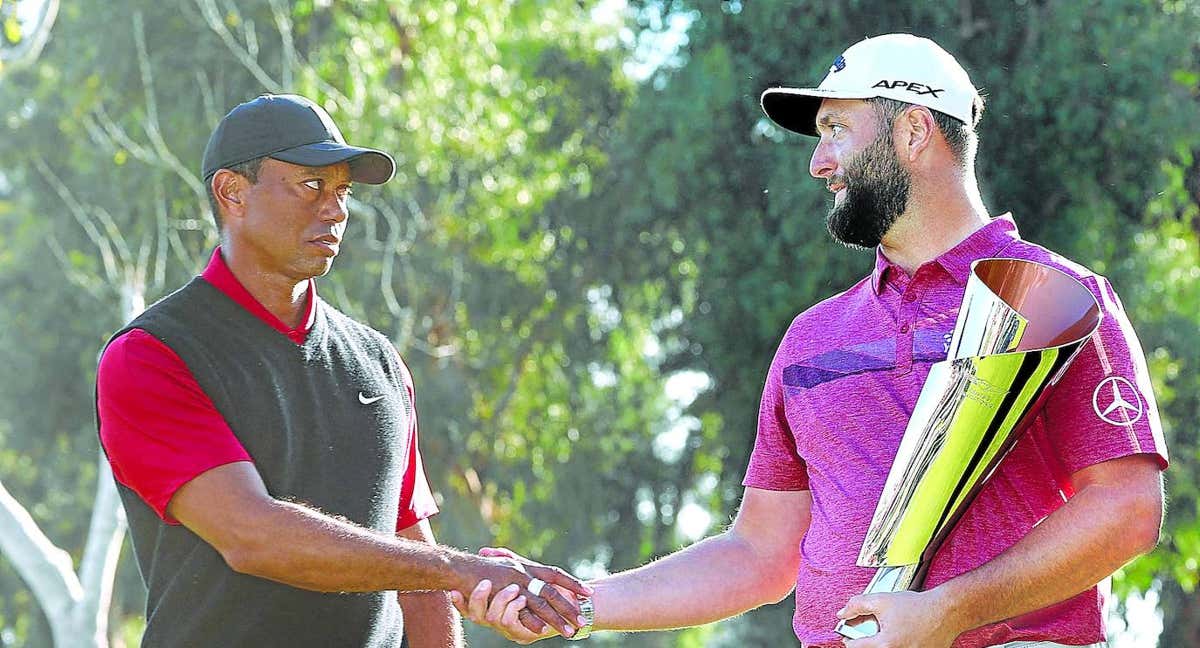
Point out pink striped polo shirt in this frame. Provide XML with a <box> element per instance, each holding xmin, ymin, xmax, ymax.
<box><xmin>743</xmin><ymin>215</ymin><xmax>1168</xmax><ymax>648</ymax></box>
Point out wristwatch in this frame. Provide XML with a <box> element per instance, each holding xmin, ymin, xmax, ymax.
<box><xmin>567</xmin><ymin>596</ymin><xmax>594</xmax><ymax>640</ymax></box>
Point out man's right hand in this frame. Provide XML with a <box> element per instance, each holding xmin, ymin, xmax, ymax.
<box><xmin>450</xmin><ymin>579</ymin><xmax>561</xmax><ymax>644</ymax></box>
<box><xmin>453</xmin><ymin>551</ymin><xmax>590</xmax><ymax>639</ymax></box>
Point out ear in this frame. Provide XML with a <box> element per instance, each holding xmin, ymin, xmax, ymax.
<box><xmin>211</xmin><ymin>169</ymin><xmax>249</xmax><ymax>222</ymax></box>
<box><xmin>895</xmin><ymin>105</ymin><xmax>936</xmax><ymax>162</ymax></box>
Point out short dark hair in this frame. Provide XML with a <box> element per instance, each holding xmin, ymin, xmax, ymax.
<box><xmin>868</xmin><ymin>95</ymin><xmax>985</xmax><ymax>166</ymax></box>
<box><xmin>205</xmin><ymin>157</ymin><xmax>265</xmax><ymax>229</ymax></box>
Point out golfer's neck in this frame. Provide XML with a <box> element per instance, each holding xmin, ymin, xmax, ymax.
<box><xmin>222</xmin><ymin>251</ymin><xmax>311</xmax><ymax>328</ymax></box>
<box><xmin>880</xmin><ymin>179</ymin><xmax>989</xmax><ymax>276</ymax></box>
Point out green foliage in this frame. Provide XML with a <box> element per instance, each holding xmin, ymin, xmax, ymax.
<box><xmin>3</xmin><ymin>16</ymin><xmax>19</xmax><ymax>46</ymax></box>
<box><xmin>1109</xmin><ymin>154</ymin><xmax>1200</xmax><ymax>644</ymax></box>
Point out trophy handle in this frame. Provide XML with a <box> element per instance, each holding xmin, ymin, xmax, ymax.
<box><xmin>833</xmin><ymin>564</ymin><xmax>918</xmax><ymax>639</ymax></box>
<box><xmin>836</xmin><ymin>614</ymin><xmax>879</xmax><ymax>640</ymax></box>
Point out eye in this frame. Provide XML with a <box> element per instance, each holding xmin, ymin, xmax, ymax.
<box><xmin>830</xmin><ymin>124</ymin><xmax>846</xmax><ymax>137</ymax></box>
<box><xmin>303</xmin><ymin>179</ymin><xmax>322</xmax><ymax>191</ymax></box>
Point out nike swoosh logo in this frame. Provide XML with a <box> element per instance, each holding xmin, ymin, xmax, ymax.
<box><xmin>358</xmin><ymin>392</ymin><xmax>385</xmax><ymax>405</ymax></box>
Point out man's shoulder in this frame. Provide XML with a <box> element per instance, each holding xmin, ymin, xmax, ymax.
<box><xmin>788</xmin><ymin>273</ymin><xmax>876</xmax><ymax>330</ymax></box>
<box><xmin>98</xmin><ymin>327</ymin><xmax>177</xmax><ymax>375</ymax></box>
<box><xmin>111</xmin><ymin>278</ymin><xmax>212</xmax><ymax>340</ymax></box>
<box><xmin>318</xmin><ymin>301</ymin><xmax>395</xmax><ymax>349</ymax></box>
<box><xmin>98</xmin><ymin>280</ymin><xmax>213</xmax><ymax>378</ymax></box>
<box><xmin>766</xmin><ymin>273</ymin><xmax>877</xmax><ymax>358</ymax></box>
<box><xmin>318</xmin><ymin>305</ymin><xmax>415</xmax><ymax>384</ymax></box>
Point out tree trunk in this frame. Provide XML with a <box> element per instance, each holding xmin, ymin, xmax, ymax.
<box><xmin>1158</xmin><ymin>580</ymin><xmax>1200</xmax><ymax>648</ymax></box>
<box><xmin>0</xmin><ymin>279</ymin><xmax>141</xmax><ymax>647</ymax></box>
<box><xmin>0</xmin><ymin>465</ymin><xmax>124</xmax><ymax>647</ymax></box>
<box><xmin>64</xmin><ymin>456</ymin><xmax>126</xmax><ymax>647</ymax></box>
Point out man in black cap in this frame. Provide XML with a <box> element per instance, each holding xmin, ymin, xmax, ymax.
<box><xmin>96</xmin><ymin>94</ymin><xmax>590</xmax><ymax>647</ymax></box>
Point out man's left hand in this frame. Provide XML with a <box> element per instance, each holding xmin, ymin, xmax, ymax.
<box><xmin>837</xmin><ymin>590</ymin><xmax>963</xmax><ymax>648</ymax></box>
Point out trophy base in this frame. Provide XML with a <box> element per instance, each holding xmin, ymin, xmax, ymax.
<box><xmin>834</xmin><ymin>564</ymin><xmax>919</xmax><ymax>639</ymax></box>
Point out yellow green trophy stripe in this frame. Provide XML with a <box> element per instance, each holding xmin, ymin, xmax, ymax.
<box><xmin>883</xmin><ymin>353</ymin><xmax>1025</xmax><ymax>564</ymax></box>
<box><xmin>943</xmin><ymin>349</ymin><xmax>1061</xmax><ymax>519</ymax></box>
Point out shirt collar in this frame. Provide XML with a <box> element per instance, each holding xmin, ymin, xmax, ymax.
<box><xmin>872</xmin><ymin>214</ymin><xmax>1021</xmax><ymax>294</ymax></box>
<box><xmin>199</xmin><ymin>247</ymin><xmax>317</xmax><ymax>344</ymax></box>
<box><xmin>936</xmin><ymin>214</ymin><xmax>1021</xmax><ymax>286</ymax></box>
<box><xmin>870</xmin><ymin>248</ymin><xmax>894</xmax><ymax>294</ymax></box>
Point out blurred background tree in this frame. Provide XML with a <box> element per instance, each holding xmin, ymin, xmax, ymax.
<box><xmin>0</xmin><ymin>1</ymin><xmax>1196</xmax><ymax>647</ymax></box>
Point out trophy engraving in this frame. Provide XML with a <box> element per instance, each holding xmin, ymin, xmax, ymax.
<box><xmin>836</xmin><ymin>258</ymin><xmax>1102</xmax><ymax>639</ymax></box>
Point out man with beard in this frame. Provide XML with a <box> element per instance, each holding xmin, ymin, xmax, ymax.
<box><xmin>455</xmin><ymin>34</ymin><xmax>1166</xmax><ymax>648</ymax></box>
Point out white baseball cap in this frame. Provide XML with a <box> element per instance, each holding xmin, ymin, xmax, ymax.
<box><xmin>761</xmin><ymin>33</ymin><xmax>979</xmax><ymax>137</ymax></box>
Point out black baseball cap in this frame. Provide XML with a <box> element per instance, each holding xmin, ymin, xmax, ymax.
<box><xmin>202</xmin><ymin>94</ymin><xmax>395</xmax><ymax>184</ymax></box>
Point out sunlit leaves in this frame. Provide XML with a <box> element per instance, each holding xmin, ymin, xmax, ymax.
<box><xmin>3</xmin><ymin>14</ymin><xmax>19</xmax><ymax>45</ymax></box>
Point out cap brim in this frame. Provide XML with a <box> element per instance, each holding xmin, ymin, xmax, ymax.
<box><xmin>271</xmin><ymin>141</ymin><xmax>396</xmax><ymax>185</ymax></box>
<box><xmin>760</xmin><ymin>87</ymin><xmax>875</xmax><ymax>137</ymax></box>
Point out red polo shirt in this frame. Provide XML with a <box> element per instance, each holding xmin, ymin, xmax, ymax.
<box><xmin>98</xmin><ymin>248</ymin><xmax>438</xmax><ymax>529</ymax></box>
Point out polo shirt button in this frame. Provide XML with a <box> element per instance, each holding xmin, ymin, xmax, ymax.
<box><xmin>904</xmin><ymin>292</ymin><xmax>917</xmax><ymax>303</ymax></box>
<box><xmin>900</xmin><ymin>323</ymin><xmax>910</xmax><ymax>333</ymax></box>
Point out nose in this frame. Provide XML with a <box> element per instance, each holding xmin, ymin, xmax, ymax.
<box><xmin>809</xmin><ymin>138</ymin><xmax>836</xmax><ymax>180</ymax></box>
<box><xmin>321</xmin><ymin>193</ymin><xmax>348</xmax><ymax>224</ymax></box>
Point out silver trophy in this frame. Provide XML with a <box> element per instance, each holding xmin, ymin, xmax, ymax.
<box><xmin>836</xmin><ymin>258</ymin><xmax>1102</xmax><ymax>639</ymax></box>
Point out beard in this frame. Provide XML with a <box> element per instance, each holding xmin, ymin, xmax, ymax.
<box><xmin>826</xmin><ymin>131</ymin><xmax>912</xmax><ymax>249</ymax></box>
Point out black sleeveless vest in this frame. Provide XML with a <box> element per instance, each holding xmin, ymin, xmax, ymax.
<box><xmin>99</xmin><ymin>278</ymin><xmax>414</xmax><ymax>647</ymax></box>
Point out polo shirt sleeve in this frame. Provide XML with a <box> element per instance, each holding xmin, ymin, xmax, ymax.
<box><xmin>1040</xmin><ymin>275</ymin><xmax>1168</xmax><ymax>478</ymax></box>
<box><xmin>97</xmin><ymin>329</ymin><xmax>253</xmax><ymax>524</ymax></box>
<box><xmin>392</xmin><ymin>353</ymin><xmax>439</xmax><ymax>531</ymax></box>
<box><xmin>743</xmin><ymin>325</ymin><xmax>809</xmax><ymax>491</ymax></box>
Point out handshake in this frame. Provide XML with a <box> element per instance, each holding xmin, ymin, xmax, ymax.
<box><xmin>450</xmin><ymin>546</ymin><xmax>594</xmax><ymax>644</ymax></box>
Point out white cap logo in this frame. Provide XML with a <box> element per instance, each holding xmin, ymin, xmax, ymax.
<box><xmin>1092</xmin><ymin>376</ymin><xmax>1144</xmax><ymax>426</ymax></box>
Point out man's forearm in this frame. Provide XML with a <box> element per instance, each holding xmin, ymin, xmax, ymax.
<box><xmin>590</xmin><ymin>529</ymin><xmax>797</xmax><ymax>631</ymax></box>
<box><xmin>929</xmin><ymin>459</ymin><xmax>1162</xmax><ymax>634</ymax></box>
<box><xmin>452</xmin><ymin>488</ymin><xmax>810</xmax><ymax>643</ymax></box>
<box><xmin>172</xmin><ymin>461</ymin><xmax>588</xmax><ymax>638</ymax></box>
<box><xmin>222</xmin><ymin>498</ymin><xmax>478</xmax><ymax>593</ymax></box>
